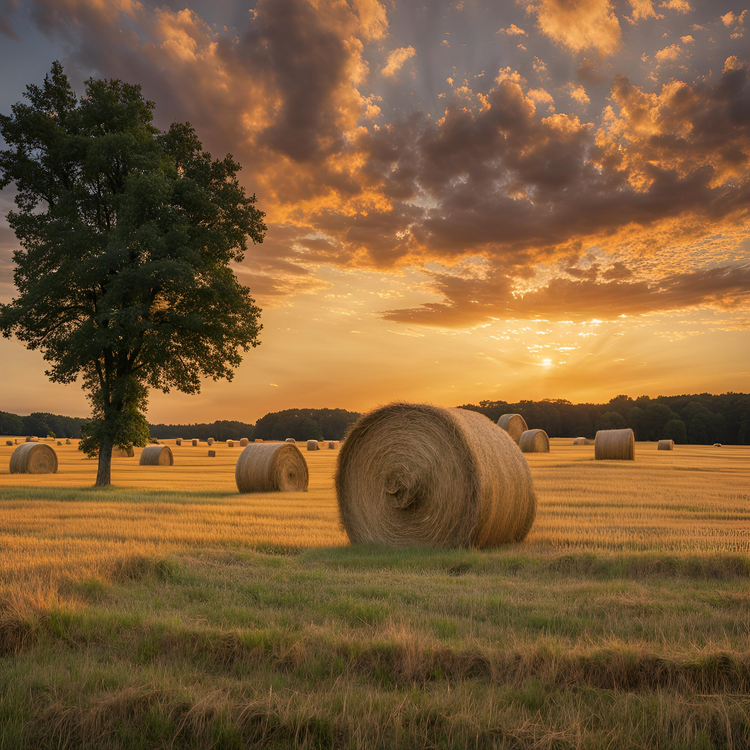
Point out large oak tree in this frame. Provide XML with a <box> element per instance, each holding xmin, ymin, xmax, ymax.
<box><xmin>0</xmin><ymin>63</ymin><xmax>265</xmax><ymax>486</ymax></box>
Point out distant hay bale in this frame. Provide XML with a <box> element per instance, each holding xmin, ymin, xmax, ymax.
<box><xmin>658</xmin><ymin>439</ymin><xmax>674</xmax><ymax>451</ymax></box>
<box><xmin>9</xmin><ymin>443</ymin><xmax>58</xmax><ymax>474</ymax></box>
<box><xmin>595</xmin><ymin>429</ymin><xmax>635</xmax><ymax>461</ymax></box>
<box><xmin>207</xmin><ymin>438</ymin><xmax>214</xmax><ymax>446</ymax></box>
<box><xmin>285</xmin><ymin>438</ymin><xmax>296</xmax><ymax>444</ymax></box>
<box><xmin>65</xmin><ymin>439</ymin><xmax>71</xmax><ymax>445</ymax></box>
<box><xmin>26</xmin><ymin>436</ymin><xmax>38</xmax><ymax>443</ymax></box>
<box><xmin>519</xmin><ymin>429</ymin><xmax>549</xmax><ymax>453</ymax></box>
<box><xmin>139</xmin><ymin>445</ymin><xmax>174</xmax><ymax>466</ymax></box>
<box><xmin>113</xmin><ymin>446</ymin><xmax>135</xmax><ymax>458</ymax></box>
<box><xmin>227</xmin><ymin>440</ymin><xmax>234</xmax><ymax>447</ymax></box>
<box><xmin>191</xmin><ymin>439</ymin><xmax>198</xmax><ymax>447</ymax></box>
<box><xmin>328</xmin><ymin>441</ymin><xmax>338</xmax><ymax>449</ymax></box>
<box><xmin>307</xmin><ymin>440</ymin><xmax>320</xmax><ymax>451</ymax></box>
<box><xmin>254</xmin><ymin>438</ymin><xmax>263</xmax><ymax>443</ymax></box>
<box><xmin>240</xmin><ymin>438</ymin><xmax>249</xmax><ymax>447</ymax></box>
<box><xmin>496</xmin><ymin>414</ymin><xmax>528</xmax><ymax>445</ymax></box>
<box><xmin>714</xmin><ymin>443</ymin><xmax>722</xmax><ymax>447</ymax></box>
<box><xmin>336</xmin><ymin>403</ymin><xmax>536</xmax><ymax>548</ymax></box>
<box><xmin>5</xmin><ymin>440</ymin><xmax>13</xmax><ymax>446</ymax></box>
<box><xmin>176</xmin><ymin>439</ymin><xmax>182</xmax><ymax>446</ymax></box>
<box><xmin>57</xmin><ymin>441</ymin><xmax>62</xmax><ymax>445</ymax></box>
<box><xmin>235</xmin><ymin>443</ymin><xmax>309</xmax><ymax>493</ymax></box>
<box><xmin>573</xmin><ymin>437</ymin><xmax>587</xmax><ymax>445</ymax></box>
<box><xmin>208</xmin><ymin>450</ymin><xmax>216</xmax><ymax>457</ymax></box>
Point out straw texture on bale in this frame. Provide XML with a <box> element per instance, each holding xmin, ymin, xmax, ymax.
<box><xmin>285</xmin><ymin>438</ymin><xmax>296</xmax><ymax>443</ymax></box>
<box><xmin>227</xmin><ymin>440</ymin><xmax>234</xmax><ymax>447</ymax></box>
<box><xmin>10</xmin><ymin>443</ymin><xmax>58</xmax><ymax>474</ymax></box>
<box><xmin>208</xmin><ymin>450</ymin><xmax>216</xmax><ymax>457</ymax></box>
<box><xmin>658</xmin><ymin>439</ymin><xmax>674</xmax><ymax>451</ymax></box>
<box><xmin>113</xmin><ymin>446</ymin><xmax>135</xmax><ymax>458</ymax></box>
<box><xmin>176</xmin><ymin>439</ymin><xmax>182</xmax><ymax>446</ymax></box>
<box><xmin>519</xmin><ymin>429</ymin><xmax>550</xmax><ymax>453</ymax></box>
<box><xmin>307</xmin><ymin>440</ymin><xmax>320</xmax><ymax>451</ymax></box>
<box><xmin>191</xmin><ymin>439</ymin><xmax>198</xmax><ymax>447</ymax></box>
<box><xmin>235</xmin><ymin>443</ymin><xmax>309</xmax><ymax>493</ymax></box>
<box><xmin>240</xmin><ymin>438</ymin><xmax>249</xmax><ymax>447</ymax></box>
<box><xmin>595</xmin><ymin>429</ymin><xmax>635</xmax><ymax>461</ymax></box>
<box><xmin>139</xmin><ymin>445</ymin><xmax>174</xmax><ymax>466</ymax></box>
<box><xmin>336</xmin><ymin>403</ymin><xmax>536</xmax><ymax>548</ymax></box>
<box><xmin>496</xmin><ymin>414</ymin><xmax>528</xmax><ymax>444</ymax></box>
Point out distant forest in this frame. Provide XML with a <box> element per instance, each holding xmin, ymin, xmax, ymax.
<box><xmin>2</xmin><ymin>394</ymin><xmax>749</xmax><ymax>444</ymax></box>
<box><xmin>460</xmin><ymin>393</ymin><xmax>750</xmax><ymax>445</ymax></box>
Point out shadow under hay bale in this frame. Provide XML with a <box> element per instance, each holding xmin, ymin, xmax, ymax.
<box><xmin>336</xmin><ymin>402</ymin><xmax>537</xmax><ymax>548</ymax></box>
<box><xmin>235</xmin><ymin>443</ymin><xmax>308</xmax><ymax>493</ymax></box>
<box><xmin>10</xmin><ymin>443</ymin><xmax>58</xmax><ymax>474</ymax></box>
<box><xmin>520</xmin><ymin>429</ymin><xmax>550</xmax><ymax>453</ymax></box>
<box><xmin>496</xmin><ymin>414</ymin><xmax>528</xmax><ymax>445</ymax></box>
<box><xmin>113</xmin><ymin>446</ymin><xmax>135</xmax><ymax>458</ymax></box>
<box><xmin>307</xmin><ymin>440</ymin><xmax>320</xmax><ymax>451</ymax></box>
<box><xmin>658</xmin><ymin>439</ymin><xmax>674</xmax><ymax>451</ymax></box>
<box><xmin>595</xmin><ymin>429</ymin><xmax>635</xmax><ymax>461</ymax></box>
<box><xmin>139</xmin><ymin>445</ymin><xmax>174</xmax><ymax>466</ymax></box>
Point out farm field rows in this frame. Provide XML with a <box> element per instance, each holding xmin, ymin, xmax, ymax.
<box><xmin>0</xmin><ymin>438</ymin><xmax>749</xmax><ymax>748</ymax></box>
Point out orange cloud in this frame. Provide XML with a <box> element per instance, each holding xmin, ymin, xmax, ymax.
<box><xmin>382</xmin><ymin>45</ymin><xmax>416</xmax><ymax>77</ymax></box>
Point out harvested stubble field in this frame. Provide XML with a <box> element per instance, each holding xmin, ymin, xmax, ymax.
<box><xmin>0</xmin><ymin>438</ymin><xmax>749</xmax><ymax>749</ymax></box>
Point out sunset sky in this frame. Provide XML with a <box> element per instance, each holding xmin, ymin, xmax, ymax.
<box><xmin>1</xmin><ymin>0</ymin><xmax>749</xmax><ymax>423</ymax></box>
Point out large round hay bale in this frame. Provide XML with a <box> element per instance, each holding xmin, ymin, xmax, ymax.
<box><xmin>496</xmin><ymin>414</ymin><xmax>528</xmax><ymax>444</ymax></box>
<box><xmin>307</xmin><ymin>440</ymin><xmax>320</xmax><ymax>451</ymax></box>
<box><xmin>285</xmin><ymin>438</ymin><xmax>296</xmax><ymax>444</ymax></box>
<box><xmin>10</xmin><ymin>443</ymin><xmax>58</xmax><ymax>474</ymax></box>
<box><xmin>235</xmin><ymin>443</ymin><xmax>309</xmax><ymax>493</ymax></box>
<box><xmin>519</xmin><ymin>429</ymin><xmax>549</xmax><ymax>453</ymax></box>
<box><xmin>207</xmin><ymin>438</ymin><xmax>214</xmax><ymax>446</ymax></box>
<box><xmin>595</xmin><ymin>429</ymin><xmax>635</xmax><ymax>460</ymax></box>
<box><xmin>658</xmin><ymin>439</ymin><xmax>674</xmax><ymax>451</ymax></box>
<box><xmin>573</xmin><ymin>437</ymin><xmax>587</xmax><ymax>445</ymax></box>
<box><xmin>336</xmin><ymin>403</ymin><xmax>536</xmax><ymax>548</ymax></box>
<box><xmin>113</xmin><ymin>446</ymin><xmax>135</xmax><ymax>458</ymax></box>
<box><xmin>139</xmin><ymin>445</ymin><xmax>174</xmax><ymax>466</ymax></box>
<box><xmin>227</xmin><ymin>440</ymin><xmax>234</xmax><ymax>447</ymax></box>
<box><xmin>240</xmin><ymin>438</ymin><xmax>249</xmax><ymax>447</ymax></box>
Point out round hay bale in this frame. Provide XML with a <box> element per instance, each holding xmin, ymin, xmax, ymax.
<box><xmin>572</xmin><ymin>437</ymin><xmax>587</xmax><ymax>445</ymax></box>
<box><xmin>57</xmin><ymin>441</ymin><xmax>62</xmax><ymax>445</ymax></box>
<box><xmin>139</xmin><ymin>445</ymin><xmax>174</xmax><ymax>466</ymax></box>
<box><xmin>26</xmin><ymin>436</ymin><xmax>38</xmax><ymax>443</ymax></box>
<box><xmin>10</xmin><ymin>443</ymin><xmax>58</xmax><ymax>474</ymax></box>
<box><xmin>714</xmin><ymin>443</ymin><xmax>722</xmax><ymax>447</ymax></box>
<box><xmin>285</xmin><ymin>438</ymin><xmax>296</xmax><ymax>444</ymax></box>
<box><xmin>307</xmin><ymin>440</ymin><xmax>320</xmax><ymax>451</ymax></box>
<box><xmin>207</xmin><ymin>438</ymin><xmax>214</xmax><ymax>446</ymax></box>
<box><xmin>65</xmin><ymin>439</ymin><xmax>71</xmax><ymax>445</ymax></box>
<box><xmin>519</xmin><ymin>429</ymin><xmax>549</xmax><ymax>453</ymax></box>
<box><xmin>5</xmin><ymin>440</ymin><xmax>13</xmax><ymax>446</ymax></box>
<box><xmin>191</xmin><ymin>439</ymin><xmax>198</xmax><ymax>447</ymax></box>
<box><xmin>227</xmin><ymin>440</ymin><xmax>234</xmax><ymax>447</ymax></box>
<box><xmin>336</xmin><ymin>403</ymin><xmax>536</xmax><ymax>548</ymax></box>
<box><xmin>113</xmin><ymin>446</ymin><xmax>135</xmax><ymax>458</ymax></box>
<box><xmin>254</xmin><ymin>438</ymin><xmax>263</xmax><ymax>443</ymax></box>
<box><xmin>240</xmin><ymin>438</ymin><xmax>249</xmax><ymax>447</ymax></box>
<box><xmin>208</xmin><ymin>450</ymin><xmax>216</xmax><ymax>457</ymax></box>
<box><xmin>657</xmin><ymin>439</ymin><xmax>674</xmax><ymax>451</ymax></box>
<box><xmin>496</xmin><ymin>414</ymin><xmax>528</xmax><ymax>445</ymax></box>
<box><xmin>235</xmin><ymin>443</ymin><xmax>309</xmax><ymax>493</ymax></box>
<box><xmin>176</xmin><ymin>439</ymin><xmax>182</xmax><ymax>446</ymax></box>
<box><xmin>595</xmin><ymin>429</ymin><xmax>635</xmax><ymax>461</ymax></box>
<box><xmin>328</xmin><ymin>441</ymin><xmax>338</xmax><ymax>449</ymax></box>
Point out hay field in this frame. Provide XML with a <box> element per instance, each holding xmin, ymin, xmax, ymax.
<box><xmin>0</xmin><ymin>437</ymin><xmax>749</xmax><ymax>748</ymax></box>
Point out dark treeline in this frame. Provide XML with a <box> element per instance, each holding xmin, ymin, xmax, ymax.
<box><xmin>149</xmin><ymin>420</ymin><xmax>255</xmax><ymax>442</ymax></box>
<box><xmin>459</xmin><ymin>393</ymin><xmax>750</xmax><ymax>444</ymax></box>
<box><xmin>0</xmin><ymin>411</ymin><xmax>87</xmax><ymax>439</ymax></box>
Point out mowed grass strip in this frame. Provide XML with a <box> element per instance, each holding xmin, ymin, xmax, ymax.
<box><xmin>0</xmin><ymin>440</ymin><xmax>749</xmax><ymax>748</ymax></box>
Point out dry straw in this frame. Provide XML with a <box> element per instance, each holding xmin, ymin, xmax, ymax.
<box><xmin>207</xmin><ymin>438</ymin><xmax>214</xmax><ymax>446</ymax></box>
<box><xmin>10</xmin><ymin>443</ymin><xmax>58</xmax><ymax>474</ymax></box>
<box><xmin>240</xmin><ymin>438</ymin><xmax>249</xmax><ymax>447</ymax></box>
<box><xmin>208</xmin><ymin>450</ymin><xmax>216</xmax><ymax>457</ymax></box>
<box><xmin>307</xmin><ymin>440</ymin><xmax>320</xmax><ymax>451</ymax></box>
<box><xmin>285</xmin><ymin>438</ymin><xmax>296</xmax><ymax>444</ymax></box>
<box><xmin>336</xmin><ymin>402</ymin><xmax>536</xmax><ymax>548</ymax></box>
<box><xmin>595</xmin><ymin>429</ymin><xmax>635</xmax><ymax>460</ymax></box>
<box><xmin>139</xmin><ymin>445</ymin><xmax>174</xmax><ymax>466</ymax></box>
<box><xmin>658</xmin><ymin>439</ymin><xmax>674</xmax><ymax>451</ymax></box>
<box><xmin>519</xmin><ymin>429</ymin><xmax>550</xmax><ymax>453</ymax></box>
<box><xmin>235</xmin><ymin>443</ymin><xmax>309</xmax><ymax>493</ymax></box>
<box><xmin>496</xmin><ymin>414</ymin><xmax>528</xmax><ymax>444</ymax></box>
<box><xmin>113</xmin><ymin>446</ymin><xmax>135</xmax><ymax>458</ymax></box>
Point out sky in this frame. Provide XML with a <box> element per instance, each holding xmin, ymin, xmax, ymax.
<box><xmin>0</xmin><ymin>0</ymin><xmax>749</xmax><ymax>423</ymax></box>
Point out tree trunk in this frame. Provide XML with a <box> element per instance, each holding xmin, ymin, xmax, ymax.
<box><xmin>95</xmin><ymin>436</ymin><xmax>113</xmax><ymax>487</ymax></box>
